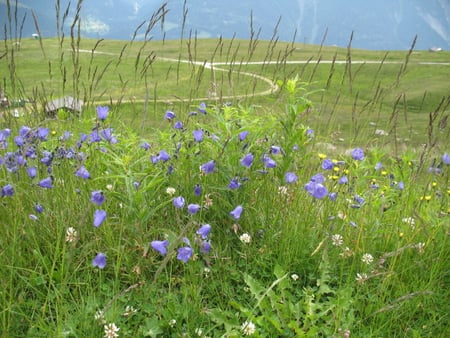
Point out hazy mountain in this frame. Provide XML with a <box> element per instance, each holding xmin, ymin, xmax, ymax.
<box><xmin>1</xmin><ymin>0</ymin><xmax>449</xmax><ymax>50</ymax></box>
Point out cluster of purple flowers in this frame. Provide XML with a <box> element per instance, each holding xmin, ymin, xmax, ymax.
<box><xmin>0</xmin><ymin>106</ymin><xmax>118</xmax><ymax>269</ymax></box>
<box><xmin>151</xmin><ymin>223</ymin><xmax>212</xmax><ymax>263</ymax></box>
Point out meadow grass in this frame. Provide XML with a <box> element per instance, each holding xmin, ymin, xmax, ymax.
<box><xmin>0</xmin><ymin>2</ymin><xmax>449</xmax><ymax>337</ymax></box>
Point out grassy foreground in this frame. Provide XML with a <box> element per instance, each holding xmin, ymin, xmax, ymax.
<box><xmin>0</xmin><ymin>78</ymin><xmax>449</xmax><ymax>337</ymax></box>
<box><xmin>1</xmin><ymin>4</ymin><xmax>449</xmax><ymax>337</ymax></box>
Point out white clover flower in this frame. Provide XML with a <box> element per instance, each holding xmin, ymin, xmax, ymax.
<box><xmin>103</xmin><ymin>323</ymin><xmax>120</xmax><ymax>338</ymax></box>
<box><xmin>94</xmin><ymin>310</ymin><xmax>106</xmax><ymax>324</ymax></box>
<box><xmin>203</xmin><ymin>194</ymin><xmax>213</xmax><ymax>208</ymax></box>
<box><xmin>355</xmin><ymin>272</ymin><xmax>368</xmax><ymax>284</ymax></box>
<box><xmin>337</xmin><ymin>211</ymin><xmax>347</xmax><ymax>220</ymax></box>
<box><xmin>278</xmin><ymin>186</ymin><xmax>288</xmax><ymax>195</ymax></box>
<box><xmin>241</xmin><ymin>320</ymin><xmax>256</xmax><ymax>336</ymax></box>
<box><xmin>338</xmin><ymin>328</ymin><xmax>351</xmax><ymax>338</ymax></box>
<box><xmin>291</xmin><ymin>273</ymin><xmax>299</xmax><ymax>281</ymax></box>
<box><xmin>339</xmin><ymin>247</ymin><xmax>354</xmax><ymax>258</ymax></box>
<box><xmin>402</xmin><ymin>217</ymin><xmax>415</xmax><ymax>228</ymax></box>
<box><xmin>169</xmin><ymin>319</ymin><xmax>177</xmax><ymax>328</ymax></box>
<box><xmin>65</xmin><ymin>227</ymin><xmax>78</xmax><ymax>243</ymax></box>
<box><xmin>239</xmin><ymin>233</ymin><xmax>251</xmax><ymax>244</ymax></box>
<box><xmin>166</xmin><ymin>187</ymin><xmax>176</xmax><ymax>195</ymax></box>
<box><xmin>123</xmin><ymin>305</ymin><xmax>137</xmax><ymax>317</ymax></box>
<box><xmin>416</xmin><ymin>242</ymin><xmax>425</xmax><ymax>254</ymax></box>
<box><xmin>106</xmin><ymin>184</ymin><xmax>114</xmax><ymax>191</ymax></box>
<box><xmin>331</xmin><ymin>234</ymin><xmax>344</xmax><ymax>246</ymax></box>
<box><xmin>361</xmin><ymin>253</ymin><xmax>374</xmax><ymax>265</ymax></box>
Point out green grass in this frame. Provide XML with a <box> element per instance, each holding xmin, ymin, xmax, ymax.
<box><xmin>0</xmin><ymin>5</ymin><xmax>449</xmax><ymax>337</ymax></box>
<box><xmin>2</xmin><ymin>36</ymin><xmax>449</xmax><ymax>150</ymax></box>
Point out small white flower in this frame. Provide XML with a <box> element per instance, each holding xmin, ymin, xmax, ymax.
<box><xmin>241</xmin><ymin>320</ymin><xmax>256</xmax><ymax>336</ymax></box>
<box><xmin>106</xmin><ymin>184</ymin><xmax>114</xmax><ymax>191</ymax></box>
<box><xmin>169</xmin><ymin>319</ymin><xmax>177</xmax><ymax>328</ymax></box>
<box><xmin>402</xmin><ymin>217</ymin><xmax>415</xmax><ymax>228</ymax></box>
<box><xmin>355</xmin><ymin>272</ymin><xmax>368</xmax><ymax>284</ymax></box>
<box><xmin>340</xmin><ymin>247</ymin><xmax>354</xmax><ymax>258</ymax></box>
<box><xmin>203</xmin><ymin>267</ymin><xmax>211</xmax><ymax>277</ymax></box>
<box><xmin>103</xmin><ymin>323</ymin><xmax>120</xmax><ymax>338</ymax></box>
<box><xmin>239</xmin><ymin>233</ymin><xmax>251</xmax><ymax>244</ymax></box>
<box><xmin>166</xmin><ymin>187</ymin><xmax>176</xmax><ymax>195</ymax></box>
<box><xmin>361</xmin><ymin>253</ymin><xmax>374</xmax><ymax>265</ymax></box>
<box><xmin>337</xmin><ymin>211</ymin><xmax>346</xmax><ymax>220</ymax></box>
<box><xmin>278</xmin><ymin>186</ymin><xmax>288</xmax><ymax>195</ymax></box>
<box><xmin>338</xmin><ymin>328</ymin><xmax>351</xmax><ymax>338</ymax></box>
<box><xmin>331</xmin><ymin>234</ymin><xmax>344</xmax><ymax>246</ymax></box>
<box><xmin>123</xmin><ymin>305</ymin><xmax>137</xmax><ymax>317</ymax></box>
<box><xmin>291</xmin><ymin>273</ymin><xmax>299</xmax><ymax>281</ymax></box>
<box><xmin>94</xmin><ymin>310</ymin><xmax>106</xmax><ymax>324</ymax></box>
<box><xmin>194</xmin><ymin>328</ymin><xmax>203</xmax><ymax>336</ymax></box>
<box><xmin>203</xmin><ymin>194</ymin><xmax>213</xmax><ymax>208</ymax></box>
<box><xmin>416</xmin><ymin>242</ymin><xmax>425</xmax><ymax>254</ymax></box>
<box><xmin>65</xmin><ymin>227</ymin><xmax>78</xmax><ymax>243</ymax></box>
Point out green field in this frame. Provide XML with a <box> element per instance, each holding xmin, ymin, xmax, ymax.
<box><xmin>2</xmin><ymin>36</ymin><xmax>449</xmax><ymax>150</ymax></box>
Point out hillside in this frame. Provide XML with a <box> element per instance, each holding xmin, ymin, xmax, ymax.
<box><xmin>1</xmin><ymin>0</ymin><xmax>449</xmax><ymax>50</ymax></box>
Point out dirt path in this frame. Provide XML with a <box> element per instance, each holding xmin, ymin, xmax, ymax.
<box><xmin>77</xmin><ymin>49</ymin><xmax>450</xmax><ymax>104</ymax></box>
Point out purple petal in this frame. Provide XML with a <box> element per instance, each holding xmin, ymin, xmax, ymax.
<box><xmin>197</xmin><ymin>224</ymin><xmax>211</xmax><ymax>239</ymax></box>
<box><xmin>229</xmin><ymin>205</ymin><xmax>243</xmax><ymax>220</ymax></box>
<box><xmin>177</xmin><ymin>246</ymin><xmax>193</xmax><ymax>263</ymax></box>
<box><xmin>92</xmin><ymin>252</ymin><xmax>107</xmax><ymax>269</ymax></box>
<box><xmin>151</xmin><ymin>240</ymin><xmax>169</xmax><ymax>256</ymax></box>
<box><xmin>93</xmin><ymin>209</ymin><xmax>107</xmax><ymax>227</ymax></box>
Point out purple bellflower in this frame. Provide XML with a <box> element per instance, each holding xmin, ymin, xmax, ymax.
<box><xmin>230</xmin><ymin>205</ymin><xmax>243</xmax><ymax>220</ymax></box>
<box><xmin>75</xmin><ymin>166</ymin><xmax>91</xmax><ymax>179</ymax></box>
<box><xmin>97</xmin><ymin>106</ymin><xmax>109</xmax><ymax>121</ymax></box>
<box><xmin>285</xmin><ymin>172</ymin><xmax>298</xmax><ymax>184</ymax></box>
<box><xmin>240</xmin><ymin>153</ymin><xmax>254</xmax><ymax>168</ymax></box>
<box><xmin>200</xmin><ymin>241</ymin><xmax>211</xmax><ymax>254</ymax></box>
<box><xmin>177</xmin><ymin>246</ymin><xmax>194</xmax><ymax>263</ymax></box>
<box><xmin>194</xmin><ymin>184</ymin><xmax>202</xmax><ymax>196</ymax></box>
<box><xmin>93</xmin><ymin>209</ymin><xmax>107</xmax><ymax>227</ymax></box>
<box><xmin>322</xmin><ymin>159</ymin><xmax>334</xmax><ymax>170</ymax></box>
<box><xmin>443</xmin><ymin>153</ymin><xmax>450</xmax><ymax>165</ymax></box>
<box><xmin>164</xmin><ymin>110</ymin><xmax>175</xmax><ymax>120</ymax></box>
<box><xmin>200</xmin><ymin>160</ymin><xmax>215</xmax><ymax>174</ymax></box>
<box><xmin>27</xmin><ymin>166</ymin><xmax>37</xmax><ymax>178</ymax></box>
<box><xmin>1</xmin><ymin>184</ymin><xmax>14</xmax><ymax>197</ymax></box>
<box><xmin>351</xmin><ymin>147</ymin><xmax>365</xmax><ymax>161</ymax></box>
<box><xmin>92</xmin><ymin>253</ymin><xmax>107</xmax><ymax>269</ymax></box>
<box><xmin>151</xmin><ymin>240</ymin><xmax>169</xmax><ymax>256</ymax></box>
<box><xmin>263</xmin><ymin>155</ymin><xmax>276</xmax><ymax>168</ymax></box>
<box><xmin>228</xmin><ymin>178</ymin><xmax>241</xmax><ymax>189</ymax></box>
<box><xmin>38</xmin><ymin>177</ymin><xmax>53</xmax><ymax>188</ymax></box>
<box><xmin>198</xmin><ymin>102</ymin><xmax>207</xmax><ymax>114</ymax></box>
<box><xmin>91</xmin><ymin>190</ymin><xmax>105</xmax><ymax>206</ymax></box>
<box><xmin>187</xmin><ymin>203</ymin><xmax>201</xmax><ymax>214</ymax></box>
<box><xmin>197</xmin><ymin>224</ymin><xmax>212</xmax><ymax>239</ymax></box>
<box><xmin>193</xmin><ymin>129</ymin><xmax>204</xmax><ymax>142</ymax></box>
<box><xmin>239</xmin><ymin>131</ymin><xmax>249</xmax><ymax>141</ymax></box>
<box><xmin>173</xmin><ymin>196</ymin><xmax>185</xmax><ymax>208</ymax></box>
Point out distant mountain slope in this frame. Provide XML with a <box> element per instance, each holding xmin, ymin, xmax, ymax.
<box><xmin>1</xmin><ymin>0</ymin><xmax>449</xmax><ymax>50</ymax></box>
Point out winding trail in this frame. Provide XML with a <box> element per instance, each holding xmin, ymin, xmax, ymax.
<box><xmin>78</xmin><ymin>49</ymin><xmax>450</xmax><ymax>103</ymax></box>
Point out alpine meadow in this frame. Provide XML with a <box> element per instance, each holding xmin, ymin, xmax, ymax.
<box><xmin>0</xmin><ymin>1</ymin><xmax>449</xmax><ymax>337</ymax></box>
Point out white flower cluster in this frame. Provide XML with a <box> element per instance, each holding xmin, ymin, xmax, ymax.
<box><xmin>241</xmin><ymin>321</ymin><xmax>256</xmax><ymax>336</ymax></box>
